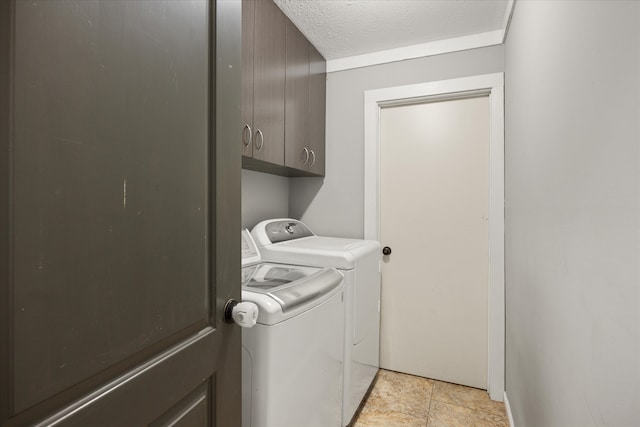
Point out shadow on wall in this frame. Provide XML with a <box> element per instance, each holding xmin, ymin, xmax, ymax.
<box><xmin>289</xmin><ymin>176</ymin><xmax>325</xmax><ymax>221</ymax></box>
<box><xmin>241</xmin><ymin>169</ymin><xmax>291</xmax><ymax>229</ymax></box>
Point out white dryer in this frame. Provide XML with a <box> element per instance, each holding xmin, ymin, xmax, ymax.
<box><xmin>241</xmin><ymin>229</ymin><xmax>344</xmax><ymax>427</ymax></box>
<box><xmin>251</xmin><ymin>219</ymin><xmax>381</xmax><ymax>426</ymax></box>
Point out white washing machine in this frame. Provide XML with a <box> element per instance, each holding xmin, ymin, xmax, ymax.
<box><xmin>241</xmin><ymin>229</ymin><xmax>344</xmax><ymax>427</ymax></box>
<box><xmin>251</xmin><ymin>219</ymin><xmax>381</xmax><ymax>426</ymax></box>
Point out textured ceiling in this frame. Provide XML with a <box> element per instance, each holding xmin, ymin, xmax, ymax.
<box><xmin>273</xmin><ymin>0</ymin><xmax>509</xmax><ymax>60</ymax></box>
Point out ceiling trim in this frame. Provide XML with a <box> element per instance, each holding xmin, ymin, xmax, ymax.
<box><xmin>326</xmin><ymin>30</ymin><xmax>503</xmax><ymax>73</ymax></box>
<box><xmin>326</xmin><ymin>0</ymin><xmax>516</xmax><ymax>73</ymax></box>
<box><xmin>502</xmin><ymin>0</ymin><xmax>516</xmax><ymax>43</ymax></box>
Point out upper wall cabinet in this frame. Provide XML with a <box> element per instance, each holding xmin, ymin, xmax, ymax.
<box><xmin>240</xmin><ymin>0</ymin><xmax>255</xmax><ymax>158</ymax></box>
<box><xmin>284</xmin><ymin>20</ymin><xmax>326</xmax><ymax>176</ymax></box>
<box><xmin>308</xmin><ymin>44</ymin><xmax>326</xmax><ymax>176</ymax></box>
<box><xmin>242</xmin><ymin>0</ymin><xmax>286</xmax><ymax>165</ymax></box>
<box><xmin>284</xmin><ymin>19</ymin><xmax>310</xmax><ymax>171</ymax></box>
<box><xmin>242</xmin><ymin>0</ymin><xmax>326</xmax><ymax>177</ymax></box>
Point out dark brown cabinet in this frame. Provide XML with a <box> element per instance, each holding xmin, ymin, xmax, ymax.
<box><xmin>308</xmin><ymin>43</ymin><xmax>327</xmax><ymax>176</ymax></box>
<box><xmin>242</xmin><ymin>0</ymin><xmax>326</xmax><ymax>177</ymax></box>
<box><xmin>284</xmin><ymin>19</ymin><xmax>310</xmax><ymax>171</ymax></box>
<box><xmin>284</xmin><ymin>19</ymin><xmax>326</xmax><ymax>176</ymax></box>
<box><xmin>242</xmin><ymin>0</ymin><xmax>286</xmax><ymax>165</ymax></box>
<box><xmin>241</xmin><ymin>0</ymin><xmax>255</xmax><ymax>158</ymax></box>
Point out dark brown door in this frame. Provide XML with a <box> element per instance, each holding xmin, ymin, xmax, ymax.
<box><xmin>0</xmin><ymin>0</ymin><xmax>241</xmax><ymax>425</ymax></box>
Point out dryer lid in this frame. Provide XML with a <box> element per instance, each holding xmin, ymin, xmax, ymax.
<box><xmin>251</xmin><ymin>219</ymin><xmax>380</xmax><ymax>269</ymax></box>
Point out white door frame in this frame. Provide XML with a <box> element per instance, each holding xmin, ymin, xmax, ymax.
<box><xmin>364</xmin><ymin>73</ymin><xmax>505</xmax><ymax>401</ymax></box>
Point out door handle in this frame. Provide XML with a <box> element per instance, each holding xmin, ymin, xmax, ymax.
<box><xmin>255</xmin><ymin>129</ymin><xmax>264</xmax><ymax>151</ymax></box>
<box><xmin>382</xmin><ymin>246</ymin><xmax>392</xmax><ymax>256</ymax></box>
<box><xmin>224</xmin><ymin>299</ymin><xmax>258</xmax><ymax>328</ymax></box>
<box><xmin>242</xmin><ymin>124</ymin><xmax>252</xmax><ymax>147</ymax></box>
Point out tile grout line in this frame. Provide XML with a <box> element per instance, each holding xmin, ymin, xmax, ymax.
<box><xmin>424</xmin><ymin>382</ymin><xmax>435</xmax><ymax>427</ymax></box>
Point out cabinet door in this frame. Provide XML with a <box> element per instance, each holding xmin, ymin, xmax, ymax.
<box><xmin>241</xmin><ymin>0</ymin><xmax>255</xmax><ymax>157</ymax></box>
<box><xmin>253</xmin><ymin>0</ymin><xmax>285</xmax><ymax>165</ymax></box>
<box><xmin>284</xmin><ymin>19</ymin><xmax>310</xmax><ymax>170</ymax></box>
<box><xmin>308</xmin><ymin>44</ymin><xmax>326</xmax><ymax>176</ymax></box>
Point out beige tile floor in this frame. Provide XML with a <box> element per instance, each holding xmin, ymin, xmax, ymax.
<box><xmin>351</xmin><ymin>369</ymin><xmax>509</xmax><ymax>427</ymax></box>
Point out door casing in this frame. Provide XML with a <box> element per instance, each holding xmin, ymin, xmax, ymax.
<box><xmin>363</xmin><ymin>73</ymin><xmax>505</xmax><ymax>401</ymax></box>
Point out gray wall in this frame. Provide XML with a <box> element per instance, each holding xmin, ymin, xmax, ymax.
<box><xmin>504</xmin><ymin>1</ymin><xmax>640</xmax><ymax>426</ymax></box>
<box><xmin>241</xmin><ymin>169</ymin><xmax>289</xmax><ymax>229</ymax></box>
<box><xmin>289</xmin><ymin>45</ymin><xmax>505</xmax><ymax>238</ymax></box>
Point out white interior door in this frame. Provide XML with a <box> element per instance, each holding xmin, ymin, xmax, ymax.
<box><xmin>379</xmin><ymin>95</ymin><xmax>490</xmax><ymax>389</ymax></box>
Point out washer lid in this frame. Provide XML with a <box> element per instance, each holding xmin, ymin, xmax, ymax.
<box><xmin>242</xmin><ymin>263</ymin><xmax>343</xmax><ymax>316</ymax></box>
<box><xmin>242</xmin><ymin>263</ymin><xmax>319</xmax><ymax>288</ymax></box>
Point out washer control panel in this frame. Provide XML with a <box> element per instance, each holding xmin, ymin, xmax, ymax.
<box><xmin>241</xmin><ymin>229</ymin><xmax>261</xmax><ymax>266</ymax></box>
<box><xmin>265</xmin><ymin>220</ymin><xmax>314</xmax><ymax>243</ymax></box>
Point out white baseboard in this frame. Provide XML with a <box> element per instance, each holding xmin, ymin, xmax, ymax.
<box><xmin>504</xmin><ymin>391</ymin><xmax>515</xmax><ymax>427</ymax></box>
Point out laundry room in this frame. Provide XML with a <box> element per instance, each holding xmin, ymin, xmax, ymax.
<box><xmin>239</xmin><ymin>1</ymin><xmax>639</xmax><ymax>427</ymax></box>
<box><xmin>1</xmin><ymin>1</ymin><xmax>638</xmax><ymax>426</ymax></box>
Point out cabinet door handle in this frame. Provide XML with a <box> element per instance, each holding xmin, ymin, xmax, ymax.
<box><xmin>302</xmin><ymin>147</ymin><xmax>310</xmax><ymax>165</ymax></box>
<box><xmin>242</xmin><ymin>124</ymin><xmax>252</xmax><ymax>147</ymax></box>
<box><xmin>309</xmin><ymin>149</ymin><xmax>316</xmax><ymax>167</ymax></box>
<box><xmin>255</xmin><ymin>129</ymin><xmax>264</xmax><ymax>151</ymax></box>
